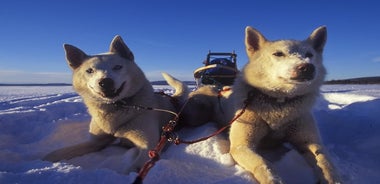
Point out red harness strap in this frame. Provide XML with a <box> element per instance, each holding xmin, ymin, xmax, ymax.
<box><xmin>133</xmin><ymin>90</ymin><xmax>253</xmax><ymax>184</ymax></box>
<box><xmin>133</xmin><ymin>120</ymin><xmax>179</xmax><ymax>184</ymax></box>
<box><xmin>132</xmin><ymin>92</ymin><xmax>187</xmax><ymax>184</ymax></box>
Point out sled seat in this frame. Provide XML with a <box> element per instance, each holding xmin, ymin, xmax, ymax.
<box><xmin>194</xmin><ymin>52</ymin><xmax>238</xmax><ymax>87</ymax></box>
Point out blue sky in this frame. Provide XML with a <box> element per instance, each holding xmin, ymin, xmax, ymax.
<box><xmin>0</xmin><ymin>0</ymin><xmax>379</xmax><ymax>83</ymax></box>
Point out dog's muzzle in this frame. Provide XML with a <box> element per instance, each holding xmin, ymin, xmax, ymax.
<box><xmin>98</xmin><ymin>78</ymin><xmax>125</xmax><ymax>98</ymax></box>
<box><xmin>290</xmin><ymin>63</ymin><xmax>315</xmax><ymax>82</ymax></box>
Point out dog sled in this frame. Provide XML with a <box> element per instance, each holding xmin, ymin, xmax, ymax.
<box><xmin>193</xmin><ymin>51</ymin><xmax>238</xmax><ymax>88</ymax></box>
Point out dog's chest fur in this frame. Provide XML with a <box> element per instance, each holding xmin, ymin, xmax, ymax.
<box><xmin>246</xmin><ymin>88</ymin><xmax>316</xmax><ymax>130</ymax></box>
<box><xmin>104</xmin><ymin>107</ymin><xmax>141</xmax><ymax>133</ymax></box>
<box><xmin>86</xmin><ymin>102</ymin><xmax>141</xmax><ymax>134</ymax></box>
<box><xmin>82</xmin><ymin>88</ymin><xmax>158</xmax><ymax>136</ymax></box>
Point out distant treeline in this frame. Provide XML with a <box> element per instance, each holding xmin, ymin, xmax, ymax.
<box><xmin>325</xmin><ymin>76</ymin><xmax>380</xmax><ymax>84</ymax></box>
<box><xmin>150</xmin><ymin>81</ymin><xmax>196</xmax><ymax>86</ymax></box>
<box><xmin>0</xmin><ymin>83</ymin><xmax>72</xmax><ymax>86</ymax></box>
<box><xmin>0</xmin><ymin>81</ymin><xmax>197</xmax><ymax>86</ymax></box>
<box><xmin>154</xmin><ymin>77</ymin><xmax>380</xmax><ymax>85</ymax></box>
<box><xmin>2</xmin><ymin>77</ymin><xmax>379</xmax><ymax>86</ymax></box>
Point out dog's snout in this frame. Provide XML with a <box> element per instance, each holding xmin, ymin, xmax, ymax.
<box><xmin>291</xmin><ymin>63</ymin><xmax>315</xmax><ymax>81</ymax></box>
<box><xmin>297</xmin><ymin>63</ymin><xmax>315</xmax><ymax>74</ymax></box>
<box><xmin>99</xmin><ymin>78</ymin><xmax>114</xmax><ymax>90</ymax></box>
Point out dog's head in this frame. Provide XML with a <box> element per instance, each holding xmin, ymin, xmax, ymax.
<box><xmin>64</xmin><ymin>36</ymin><xmax>146</xmax><ymax>103</ymax></box>
<box><xmin>242</xmin><ymin>26</ymin><xmax>327</xmax><ymax>97</ymax></box>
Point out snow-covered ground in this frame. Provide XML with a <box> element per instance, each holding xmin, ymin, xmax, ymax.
<box><xmin>0</xmin><ymin>85</ymin><xmax>379</xmax><ymax>184</ymax></box>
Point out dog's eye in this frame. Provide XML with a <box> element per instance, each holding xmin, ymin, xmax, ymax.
<box><xmin>305</xmin><ymin>52</ymin><xmax>313</xmax><ymax>58</ymax></box>
<box><xmin>113</xmin><ymin>65</ymin><xmax>123</xmax><ymax>71</ymax></box>
<box><xmin>273</xmin><ymin>51</ymin><xmax>285</xmax><ymax>57</ymax></box>
<box><xmin>86</xmin><ymin>68</ymin><xmax>94</xmax><ymax>74</ymax></box>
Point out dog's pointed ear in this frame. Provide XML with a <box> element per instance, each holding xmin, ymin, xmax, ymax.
<box><xmin>109</xmin><ymin>35</ymin><xmax>134</xmax><ymax>61</ymax></box>
<box><xmin>64</xmin><ymin>44</ymin><xmax>88</xmax><ymax>70</ymax></box>
<box><xmin>307</xmin><ymin>26</ymin><xmax>327</xmax><ymax>53</ymax></box>
<box><xmin>245</xmin><ymin>26</ymin><xmax>266</xmax><ymax>55</ymax></box>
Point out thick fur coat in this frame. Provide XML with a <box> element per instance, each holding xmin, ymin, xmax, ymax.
<box><xmin>43</xmin><ymin>36</ymin><xmax>188</xmax><ymax>173</ymax></box>
<box><xmin>181</xmin><ymin>26</ymin><xmax>341</xmax><ymax>184</ymax></box>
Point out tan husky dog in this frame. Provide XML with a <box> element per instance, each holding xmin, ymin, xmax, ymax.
<box><xmin>43</xmin><ymin>36</ymin><xmax>188</xmax><ymax>173</ymax></box>
<box><xmin>228</xmin><ymin>26</ymin><xmax>341</xmax><ymax>183</ymax></box>
<box><xmin>181</xmin><ymin>26</ymin><xmax>340</xmax><ymax>183</ymax></box>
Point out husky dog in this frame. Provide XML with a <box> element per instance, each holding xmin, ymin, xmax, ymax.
<box><xmin>228</xmin><ymin>26</ymin><xmax>341</xmax><ymax>184</ymax></box>
<box><xmin>43</xmin><ymin>36</ymin><xmax>188</xmax><ymax>173</ymax></box>
<box><xmin>181</xmin><ymin>26</ymin><xmax>340</xmax><ymax>183</ymax></box>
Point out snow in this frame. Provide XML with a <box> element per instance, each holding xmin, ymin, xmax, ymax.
<box><xmin>1</xmin><ymin>84</ymin><xmax>379</xmax><ymax>184</ymax></box>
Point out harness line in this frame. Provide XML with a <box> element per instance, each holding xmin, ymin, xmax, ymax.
<box><xmin>130</xmin><ymin>90</ymin><xmax>253</xmax><ymax>184</ymax></box>
<box><xmin>131</xmin><ymin>92</ymin><xmax>188</xmax><ymax>184</ymax></box>
<box><xmin>174</xmin><ymin>90</ymin><xmax>253</xmax><ymax>145</ymax></box>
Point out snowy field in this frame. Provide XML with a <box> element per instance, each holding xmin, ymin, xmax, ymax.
<box><xmin>0</xmin><ymin>84</ymin><xmax>379</xmax><ymax>184</ymax></box>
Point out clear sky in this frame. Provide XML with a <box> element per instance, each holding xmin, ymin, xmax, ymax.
<box><xmin>0</xmin><ymin>0</ymin><xmax>379</xmax><ymax>84</ymax></box>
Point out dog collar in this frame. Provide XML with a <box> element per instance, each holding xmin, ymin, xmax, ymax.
<box><xmin>248</xmin><ymin>87</ymin><xmax>303</xmax><ymax>104</ymax></box>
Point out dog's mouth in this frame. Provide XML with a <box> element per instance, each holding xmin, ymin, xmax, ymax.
<box><xmin>290</xmin><ymin>76</ymin><xmax>314</xmax><ymax>83</ymax></box>
<box><xmin>284</xmin><ymin>78</ymin><xmax>313</xmax><ymax>84</ymax></box>
<box><xmin>99</xmin><ymin>82</ymin><xmax>126</xmax><ymax>99</ymax></box>
<box><xmin>279</xmin><ymin>76</ymin><xmax>313</xmax><ymax>85</ymax></box>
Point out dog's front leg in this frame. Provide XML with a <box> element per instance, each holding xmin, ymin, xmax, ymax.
<box><xmin>43</xmin><ymin>134</ymin><xmax>115</xmax><ymax>162</ymax></box>
<box><xmin>229</xmin><ymin>117</ymin><xmax>283</xmax><ymax>184</ymax></box>
<box><xmin>288</xmin><ymin>115</ymin><xmax>341</xmax><ymax>184</ymax></box>
<box><xmin>114</xmin><ymin>119</ymin><xmax>161</xmax><ymax>173</ymax></box>
<box><xmin>301</xmin><ymin>143</ymin><xmax>341</xmax><ymax>184</ymax></box>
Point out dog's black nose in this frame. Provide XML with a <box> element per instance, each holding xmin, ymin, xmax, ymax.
<box><xmin>291</xmin><ymin>63</ymin><xmax>315</xmax><ymax>81</ymax></box>
<box><xmin>99</xmin><ymin>78</ymin><xmax>115</xmax><ymax>90</ymax></box>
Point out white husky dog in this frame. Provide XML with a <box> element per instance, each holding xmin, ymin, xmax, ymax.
<box><xmin>43</xmin><ymin>36</ymin><xmax>188</xmax><ymax>173</ymax></box>
<box><xmin>228</xmin><ymin>26</ymin><xmax>341</xmax><ymax>184</ymax></box>
<box><xmin>181</xmin><ymin>26</ymin><xmax>341</xmax><ymax>183</ymax></box>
